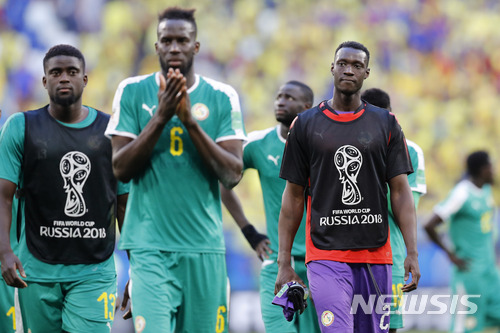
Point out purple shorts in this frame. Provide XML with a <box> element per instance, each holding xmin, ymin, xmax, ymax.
<box><xmin>307</xmin><ymin>260</ymin><xmax>391</xmax><ymax>333</ymax></box>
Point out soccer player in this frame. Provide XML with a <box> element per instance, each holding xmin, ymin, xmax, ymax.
<box><xmin>361</xmin><ymin>88</ymin><xmax>427</xmax><ymax>333</ymax></box>
<box><xmin>0</xmin><ymin>44</ymin><xmax>128</xmax><ymax>332</ymax></box>
<box><xmin>221</xmin><ymin>81</ymin><xmax>321</xmax><ymax>332</ymax></box>
<box><xmin>424</xmin><ymin>151</ymin><xmax>500</xmax><ymax>332</ymax></box>
<box><xmin>275</xmin><ymin>41</ymin><xmax>420</xmax><ymax>333</ymax></box>
<box><xmin>105</xmin><ymin>7</ymin><xmax>246</xmax><ymax>333</ymax></box>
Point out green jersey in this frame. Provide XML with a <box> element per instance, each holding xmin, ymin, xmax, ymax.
<box><xmin>388</xmin><ymin>139</ymin><xmax>426</xmax><ymax>276</ymax></box>
<box><xmin>0</xmin><ymin>109</ymin><xmax>128</xmax><ymax>282</ymax></box>
<box><xmin>434</xmin><ymin>180</ymin><xmax>495</xmax><ymax>272</ymax></box>
<box><xmin>105</xmin><ymin>73</ymin><xmax>246</xmax><ymax>253</ymax></box>
<box><xmin>243</xmin><ymin>125</ymin><xmax>306</xmax><ymax>257</ymax></box>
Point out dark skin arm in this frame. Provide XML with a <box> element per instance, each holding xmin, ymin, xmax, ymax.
<box><xmin>388</xmin><ymin>174</ymin><xmax>421</xmax><ymax>292</ymax></box>
<box><xmin>0</xmin><ymin>179</ymin><xmax>27</xmax><ymax>288</ymax></box>
<box><xmin>424</xmin><ymin>214</ymin><xmax>468</xmax><ymax>271</ymax></box>
<box><xmin>111</xmin><ymin>68</ymin><xmax>243</xmax><ymax>188</ymax></box>
<box><xmin>220</xmin><ymin>184</ymin><xmax>272</xmax><ymax>260</ymax></box>
<box><xmin>274</xmin><ymin>181</ymin><xmax>306</xmax><ymax>294</ymax></box>
<box><xmin>116</xmin><ymin>193</ymin><xmax>128</xmax><ymax>232</ymax></box>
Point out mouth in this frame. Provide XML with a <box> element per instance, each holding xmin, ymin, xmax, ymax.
<box><xmin>167</xmin><ymin>59</ymin><xmax>183</xmax><ymax>67</ymax></box>
<box><xmin>58</xmin><ymin>87</ymin><xmax>72</xmax><ymax>93</ymax></box>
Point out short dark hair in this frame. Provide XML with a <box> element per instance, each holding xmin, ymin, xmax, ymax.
<box><xmin>158</xmin><ymin>7</ymin><xmax>197</xmax><ymax>36</ymax></box>
<box><xmin>335</xmin><ymin>41</ymin><xmax>370</xmax><ymax>67</ymax></box>
<box><xmin>466</xmin><ymin>150</ymin><xmax>490</xmax><ymax>177</ymax></box>
<box><xmin>286</xmin><ymin>80</ymin><xmax>314</xmax><ymax>105</ymax></box>
<box><xmin>361</xmin><ymin>88</ymin><xmax>391</xmax><ymax>109</ymax></box>
<box><xmin>43</xmin><ymin>44</ymin><xmax>85</xmax><ymax>72</ymax></box>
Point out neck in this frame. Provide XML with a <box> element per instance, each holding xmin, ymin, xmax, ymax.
<box><xmin>185</xmin><ymin>71</ymin><xmax>196</xmax><ymax>89</ymax></box>
<box><xmin>470</xmin><ymin>177</ymin><xmax>485</xmax><ymax>188</ymax></box>
<box><xmin>48</xmin><ymin>102</ymin><xmax>88</xmax><ymax>124</ymax></box>
<box><xmin>329</xmin><ymin>90</ymin><xmax>362</xmax><ymax>111</ymax></box>
<box><xmin>279</xmin><ymin>123</ymin><xmax>290</xmax><ymax>140</ymax></box>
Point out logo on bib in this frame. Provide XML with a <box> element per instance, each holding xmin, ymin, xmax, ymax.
<box><xmin>191</xmin><ymin>103</ymin><xmax>209</xmax><ymax>120</ymax></box>
<box><xmin>334</xmin><ymin>145</ymin><xmax>363</xmax><ymax>205</ymax></box>
<box><xmin>321</xmin><ymin>310</ymin><xmax>334</xmax><ymax>326</ymax></box>
<box><xmin>135</xmin><ymin>316</ymin><xmax>146</xmax><ymax>332</ymax></box>
<box><xmin>60</xmin><ymin>151</ymin><xmax>91</xmax><ymax>217</ymax></box>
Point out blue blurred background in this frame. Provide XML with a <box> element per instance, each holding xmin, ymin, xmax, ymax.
<box><xmin>2</xmin><ymin>0</ymin><xmax>500</xmax><ymax>331</ymax></box>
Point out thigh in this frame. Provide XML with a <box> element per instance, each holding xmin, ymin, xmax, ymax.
<box><xmin>129</xmin><ymin>249</ymin><xmax>181</xmax><ymax>333</ymax></box>
<box><xmin>260</xmin><ymin>261</ymin><xmax>298</xmax><ymax>333</ymax></box>
<box><xmin>18</xmin><ymin>281</ymin><xmax>63</xmax><ymax>333</ymax></box>
<box><xmin>0</xmin><ymin>279</ymin><xmax>16</xmax><ymax>333</ymax></box>
<box><xmin>178</xmin><ymin>252</ymin><xmax>228</xmax><ymax>333</ymax></box>
<box><xmin>352</xmin><ymin>263</ymin><xmax>391</xmax><ymax>333</ymax></box>
<box><xmin>295</xmin><ymin>260</ymin><xmax>321</xmax><ymax>333</ymax></box>
<box><xmin>451</xmin><ymin>275</ymin><xmax>486</xmax><ymax>333</ymax></box>
<box><xmin>389</xmin><ymin>274</ymin><xmax>404</xmax><ymax>330</ymax></box>
<box><xmin>307</xmin><ymin>260</ymin><xmax>354</xmax><ymax>333</ymax></box>
<box><xmin>61</xmin><ymin>277</ymin><xmax>117</xmax><ymax>333</ymax></box>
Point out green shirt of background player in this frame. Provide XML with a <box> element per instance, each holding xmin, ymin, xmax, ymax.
<box><xmin>361</xmin><ymin>88</ymin><xmax>427</xmax><ymax>333</ymax></box>
<box><xmin>221</xmin><ymin>81</ymin><xmax>321</xmax><ymax>332</ymax></box>
<box><xmin>424</xmin><ymin>151</ymin><xmax>500</xmax><ymax>333</ymax></box>
<box><xmin>105</xmin><ymin>7</ymin><xmax>246</xmax><ymax>333</ymax></box>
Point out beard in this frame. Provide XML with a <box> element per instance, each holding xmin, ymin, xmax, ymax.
<box><xmin>159</xmin><ymin>56</ymin><xmax>193</xmax><ymax>76</ymax></box>
<box><xmin>276</xmin><ymin>113</ymin><xmax>296</xmax><ymax>127</ymax></box>
<box><xmin>50</xmin><ymin>91</ymin><xmax>81</xmax><ymax>107</ymax></box>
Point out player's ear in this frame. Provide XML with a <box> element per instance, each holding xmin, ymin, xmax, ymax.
<box><xmin>330</xmin><ymin>62</ymin><xmax>334</xmax><ymax>76</ymax></box>
<box><xmin>364</xmin><ymin>67</ymin><xmax>370</xmax><ymax>79</ymax></box>
<box><xmin>194</xmin><ymin>41</ymin><xmax>200</xmax><ymax>55</ymax></box>
<box><xmin>42</xmin><ymin>76</ymin><xmax>47</xmax><ymax>89</ymax></box>
<box><xmin>83</xmin><ymin>74</ymin><xmax>88</xmax><ymax>87</ymax></box>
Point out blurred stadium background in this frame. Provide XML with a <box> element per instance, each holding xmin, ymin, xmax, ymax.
<box><xmin>2</xmin><ymin>0</ymin><xmax>500</xmax><ymax>332</ymax></box>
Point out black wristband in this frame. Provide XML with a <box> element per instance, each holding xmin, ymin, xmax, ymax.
<box><xmin>241</xmin><ymin>224</ymin><xmax>268</xmax><ymax>250</ymax></box>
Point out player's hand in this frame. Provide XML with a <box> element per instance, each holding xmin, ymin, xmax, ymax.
<box><xmin>255</xmin><ymin>238</ymin><xmax>272</xmax><ymax>261</ymax></box>
<box><xmin>274</xmin><ymin>264</ymin><xmax>304</xmax><ymax>295</ymax></box>
<box><xmin>402</xmin><ymin>253</ymin><xmax>420</xmax><ymax>292</ymax></box>
<box><xmin>175</xmin><ymin>86</ymin><xmax>193</xmax><ymax>126</ymax></box>
<box><xmin>0</xmin><ymin>250</ymin><xmax>27</xmax><ymax>288</ymax></box>
<box><xmin>120</xmin><ymin>279</ymin><xmax>132</xmax><ymax>320</ymax></box>
<box><xmin>157</xmin><ymin>68</ymin><xmax>186</xmax><ymax>123</ymax></box>
<box><xmin>448</xmin><ymin>252</ymin><xmax>468</xmax><ymax>271</ymax></box>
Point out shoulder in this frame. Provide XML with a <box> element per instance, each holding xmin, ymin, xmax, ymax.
<box><xmin>246</xmin><ymin>126</ymin><xmax>276</xmax><ymax>143</ymax></box>
<box><xmin>116</xmin><ymin>73</ymin><xmax>156</xmax><ymax>91</ymax></box>
<box><xmin>197</xmin><ymin>75</ymin><xmax>239</xmax><ymax>98</ymax></box>
<box><xmin>3</xmin><ymin>112</ymin><xmax>26</xmax><ymax>129</ymax></box>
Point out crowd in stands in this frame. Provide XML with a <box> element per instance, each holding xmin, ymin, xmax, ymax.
<box><xmin>1</xmin><ymin>0</ymin><xmax>500</xmax><ymax>213</ymax></box>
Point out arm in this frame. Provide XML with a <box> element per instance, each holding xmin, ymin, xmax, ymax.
<box><xmin>176</xmin><ymin>84</ymin><xmax>243</xmax><ymax>189</ymax></box>
<box><xmin>111</xmin><ymin>69</ymin><xmax>187</xmax><ymax>182</ymax></box>
<box><xmin>275</xmin><ymin>181</ymin><xmax>306</xmax><ymax>294</ymax></box>
<box><xmin>388</xmin><ymin>174</ymin><xmax>420</xmax><ymax>292</ymax></box>
<box><xmin>424</xmin><ymin>213</ymin><xmax>468</xmax><ymax>270</ymax></box>
<box><xmin>220</xmin><ymin>184</ymin><xmax>271</xmax><ymax>260</ymax></box>
<box><xmin>116</xmin><ymin>193</ymin><xmax>128</xmax><ymax>232</ymax></box>
<box><xmin>0</xmin><ymin>179</ymin><xmax>27</xmax><ymax>288</ymax></box>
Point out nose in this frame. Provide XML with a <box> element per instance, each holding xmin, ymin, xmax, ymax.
<box><xmin>344</xmin><ymin>64</ymin><xmax>354</xmax><ymax>75</ymax></box>
<box><xmin>170</xmin><ymin>41</ymin><xmax>180</xmax><ymax>53</ymax></box>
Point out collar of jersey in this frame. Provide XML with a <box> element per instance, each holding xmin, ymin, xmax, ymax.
<box><xmin>154</xmin><ymin>73</ymin><xmax>200</xmax><ymax>94</ymax></box>
<box><xmin>319</xmin><ymin>100</ymin><xmax>365</xmax><ymax>122</ymax></box>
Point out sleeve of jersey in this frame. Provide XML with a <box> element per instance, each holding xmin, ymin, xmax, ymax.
<box><xmin>0</xmin><ymin>113</ymin><xmax>25</xmax><ymax>185</ymax></box>
<box><xmin>214</xmin><ymin>86</ymin><xmax>247</xmax><ymax>143</ymax></box>
<box><xmin>434</xmin><ymin>183</ymin><xmax>468</xmax><ymax>221</ymax></box>
<box><xmin>407</xmin><ymin>142</ymin><xmax>427</xmax><ymax>195</ymax></box>
<box><xmin>104</xmin><ymin>80</ymin><xmax>141</xmax><ymax>139</ymax></box>
<box><xmin>279</xmin><ymin>116</ymin><xmax>309</xmax><ymax>186</ymax></box>
<box><xmin>386</xmin><ymin>116</ymin><xmax>414</xmax><ymax>181</ymax></box>
<box><xmin>117</xmin><ymin>181</ymin><xmax>130</xmax><ymax>196</ymax></box>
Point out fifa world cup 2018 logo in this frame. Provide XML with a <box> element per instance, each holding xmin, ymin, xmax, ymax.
<box><xmin>60</xmin><ymin>151</ymin><xmax>91</xmax><ymax>217</ymax></box>
<box><xmin>334</xmin><ymin>145</ymin><xmax>362</xmax><ymax>205</ymax></box>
